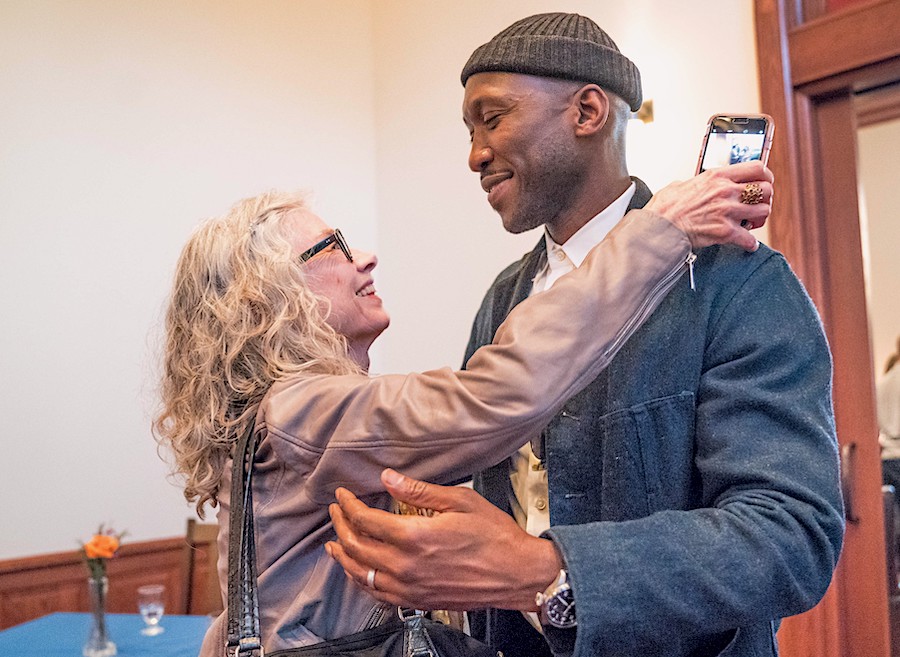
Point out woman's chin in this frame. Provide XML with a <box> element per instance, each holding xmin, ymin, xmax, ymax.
<box><xmin>348</xmin><ymin>319</ymin><xmax>390</xmax><ymax>363</ymax></box>
<box><xmin>370</xmin><ymin>313</ymin><xmax>391</xmax><ymax>339</ymax></box>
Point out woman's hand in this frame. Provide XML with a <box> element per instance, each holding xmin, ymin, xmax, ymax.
<box><xmin>645</xmin><ymin>161</ymin><xmax>774</xmax><ymax>252</ymax></box>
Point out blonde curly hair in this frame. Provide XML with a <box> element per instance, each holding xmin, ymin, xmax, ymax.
<box><xmin>154</xmin><ymin>191</ymin><xmax>361</xmax><ymax>515</ymax></box>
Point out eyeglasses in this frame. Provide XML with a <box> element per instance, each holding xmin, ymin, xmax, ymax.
<box><xmin>298</xmin><ymin>229</ymin><xmax>353</xmax><ymax>264</ymax></box>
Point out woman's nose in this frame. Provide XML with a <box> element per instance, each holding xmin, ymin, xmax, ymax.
<box><xmin>352</xmin><ymin>249</ymin><xmax>377</xmax><ymax>272</ymax></box>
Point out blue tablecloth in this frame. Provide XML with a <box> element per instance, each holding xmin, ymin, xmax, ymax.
<box><xmin>0</xmin><ymin>612</ymin><xmax>211</xmax><ymax>656</ymax></box>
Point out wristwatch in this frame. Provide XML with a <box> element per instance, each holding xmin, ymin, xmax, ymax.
<box><xmin>535</xmin><ymin>569</ymin><xmax>577</xmax><ymax>629</ymax></box>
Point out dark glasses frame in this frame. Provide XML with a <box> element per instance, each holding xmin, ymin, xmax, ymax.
<box><xmin>298</xmin><ymin>229</ymin><xmax>353</xmax><ymax>263</ymax></box>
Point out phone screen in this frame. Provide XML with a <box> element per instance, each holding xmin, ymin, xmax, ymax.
<box><xmin>698</xmin><ymin>116</ymin><xmax>770</xmax><ymax>173</ymax></box>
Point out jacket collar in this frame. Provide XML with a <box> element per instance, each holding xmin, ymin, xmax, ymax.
<box><xmin>513</xmin><ymin>176</ymin><xmax>653</xmax><ymax>308</ymax></box>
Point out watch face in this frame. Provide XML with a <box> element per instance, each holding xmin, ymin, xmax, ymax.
<box><xmin>545</xmin><ymin>589</ymin><xmax>576</xmax><ymax>628</ymax></box>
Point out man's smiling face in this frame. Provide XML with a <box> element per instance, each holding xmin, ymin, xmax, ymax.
<box><xmin>463</xmin><ymin>72</ymin><xmax>585</xmax><ymax>234</ymax></box>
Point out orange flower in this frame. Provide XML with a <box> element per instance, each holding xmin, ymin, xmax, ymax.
<box><xmin>80</xmin><ymin>526</ymin><xmax>126</xmax><ymax>582</ymax></box>
<box><xmin>83</xmin><ymin>534</ymin><xmax>120</xmax><ymax>559</ymax></box>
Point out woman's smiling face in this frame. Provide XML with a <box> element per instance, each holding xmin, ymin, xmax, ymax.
<box><xmin>287</xmin><ymin>210</ymin><xmax>389</xmax><ymax>368</ymax></box>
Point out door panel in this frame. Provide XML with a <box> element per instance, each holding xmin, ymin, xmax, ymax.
<box><xmin>753</xmin><ymin>1</ymin><xmax>900</xmax><ymax>655</ymax></box>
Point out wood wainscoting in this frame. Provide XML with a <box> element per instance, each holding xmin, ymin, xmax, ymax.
<box><xmin>0</xmin><ymin>535</ymin><xmax>218</xmax><ymax>630</ymax></box>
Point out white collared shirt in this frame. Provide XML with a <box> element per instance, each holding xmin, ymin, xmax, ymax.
<box><xmin>509</xmin><ymin>182</ymin><xmax>637</xmax><ymax>538</ymax></box>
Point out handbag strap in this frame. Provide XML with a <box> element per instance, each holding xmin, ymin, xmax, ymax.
<box><xmin>225</xmin><ymin>420</ymin><xmax>263</xmax><ymax>656</ymax></box>
<box><xmin>221</xmin><ymin>420</ymin><xmax>478</xmax><ymax>657</ymax></box>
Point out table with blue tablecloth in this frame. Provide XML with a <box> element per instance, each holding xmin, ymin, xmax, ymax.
<box><xmin>0</xmin><ymin>612</ymin><xmax>211</xmax><ymax>656</ymax></box>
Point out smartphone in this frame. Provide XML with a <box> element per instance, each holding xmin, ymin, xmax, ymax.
<box><xmin>695</xmin><ymin>114</ymin><xmax>774</xmax><ymax>174</ymax></box>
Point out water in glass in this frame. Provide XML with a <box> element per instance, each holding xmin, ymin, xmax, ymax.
<box><xmin>136</xmin><ymin>584</ymin><xmax>166</xmax><ymax>636</ymax></box>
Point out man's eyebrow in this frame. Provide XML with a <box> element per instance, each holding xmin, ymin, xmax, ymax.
<box><xmin>464</xmin><ymin>93</ymin><xmax>516</xmax><ymax>120</ymax></box>
<box><xmin>463</xmin><ymin>97</ymin><xmax>484</xmax><ymax>121</ymax></box>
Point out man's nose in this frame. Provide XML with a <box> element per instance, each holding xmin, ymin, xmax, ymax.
<box><xmin>468</xmin><ymin>140</ymin><xmax>492</xmax><ymax>172</ymax></box>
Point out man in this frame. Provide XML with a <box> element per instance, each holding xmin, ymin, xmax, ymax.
<box><xmin>328</xmin><ymin>13</ymin><xmax>843</xmax><ymax>657</ymax></box>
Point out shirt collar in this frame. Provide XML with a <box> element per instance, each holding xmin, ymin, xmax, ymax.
<box><xmin>543</xmin><ymin>182</ymin><xmax>637</xmax><ymax>270</ymax></box>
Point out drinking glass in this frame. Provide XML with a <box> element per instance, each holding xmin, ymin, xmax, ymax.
<box><xmin>137</xmin><ymin>584</ymin><xmax>166</xmax><ymax>636</ymax></box>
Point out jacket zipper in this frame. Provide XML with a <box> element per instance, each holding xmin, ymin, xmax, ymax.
<box><xmin>603</xmin><ymin>250</ymin><xmax>696</xmax><ymax>360</ymax></box>
<box><xmin>360</xmin><ymin>602</ymin><xmax>392</xmax><ymax>630</ymax></box>
<box><xmin>686</xmin><ymin>252</ymin><xmax>697</xmax><ymax>290</ymax></box>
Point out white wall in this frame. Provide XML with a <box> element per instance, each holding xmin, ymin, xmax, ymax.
<box><xmin>370</xmin><ymin>0</ymin><xmax>763</xmax><ymax>374</ymax></box>
<box><xmin>0</xmin><ymin>0</ymin><xmax>379</xmax><ymax>558</ymax></box>
<box><xmin>0</xmin><ymin>1</ymin><xmax>761</xmax><ymax>559</ymax></box>
<box><xmin>858</xmin><ymin>118</ymin><xmax>900</xmax><ymax>379</ymax></box>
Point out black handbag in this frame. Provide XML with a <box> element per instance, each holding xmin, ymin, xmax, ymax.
<box><xmin>225</xmin><ymin>424</ymin><xmax>500</xmax><ymax>657</ymax></box>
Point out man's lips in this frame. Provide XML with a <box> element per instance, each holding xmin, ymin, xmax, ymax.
<box><xmin>480</xmin><ymin>171</ymin><xmax>512</xmax><ymax>194</ymax></box>
<box><xmin>481</xmin><ymin>172</ymin><xmax>513</xmax><ymax>208</ymax></box>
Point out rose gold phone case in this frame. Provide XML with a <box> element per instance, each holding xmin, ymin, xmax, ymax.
<box><xmin>695</xmin><ymin>113</ymin><xmax>775</xmax><ymax>175</ymax></box>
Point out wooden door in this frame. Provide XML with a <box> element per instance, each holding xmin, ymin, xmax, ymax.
<box><xmin>754</xmin><ymin>1</ymin><xmax>900</xmax><ymax>655</ymax></box>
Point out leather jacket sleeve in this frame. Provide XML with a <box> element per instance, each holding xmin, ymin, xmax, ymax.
<box><xmin>259</xmin><ymin>209</ymin><xmax>693</xmax><ymax>504</ymax></box>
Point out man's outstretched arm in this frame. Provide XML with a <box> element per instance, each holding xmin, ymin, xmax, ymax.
<box><xmin>327</xmin><ymin>468</ymin><xmax>562</xmax><ymax>611</ymax></box>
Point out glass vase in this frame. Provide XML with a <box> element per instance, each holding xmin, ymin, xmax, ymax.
<box><xmin>83</xmin><ymin>576</ymin><xmax>117</xmax><ymax>657</ymax></box>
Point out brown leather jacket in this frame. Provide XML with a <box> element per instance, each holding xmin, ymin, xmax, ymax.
<box><xmin>198</xmin><ymin>209</ymin><xmax>692</xmax><ymax>654</ymax></box>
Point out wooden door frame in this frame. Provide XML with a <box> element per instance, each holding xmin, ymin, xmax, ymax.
<box><xmin>754</xmin><ymin>1</ymin><xmax>900</xmax><ymax>655</ymax></box>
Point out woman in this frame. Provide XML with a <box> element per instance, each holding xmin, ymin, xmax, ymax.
<box><xmin>154</xmin><ymin>164</ymin><xmax>771</xmax><ymax>654</ymax></box>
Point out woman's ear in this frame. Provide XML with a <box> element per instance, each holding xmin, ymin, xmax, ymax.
<box><xmin>573</xmin><ymin>85</ymin><xmax>610</xmax><ymax>136</ymax></box>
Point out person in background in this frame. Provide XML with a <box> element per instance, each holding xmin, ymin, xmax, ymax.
<box><xmin>880</xmin><ymin>336</ymin><xmax>900</xmax><ymax>492</ymax></box>
<box><xmin>327</xmin><ymin>12</ymin><xmax>843</xmax><ymax>657</ymax></box>
<box><xmin>154</xmin><ymin>173</ymin><xmax>768</xmax><ymax>655</ymax></box>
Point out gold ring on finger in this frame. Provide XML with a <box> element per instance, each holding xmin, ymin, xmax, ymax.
<box><xmin>740</xmin><ymin>182</ymin><xmax>764</xmax><ymax>205</ymax></box>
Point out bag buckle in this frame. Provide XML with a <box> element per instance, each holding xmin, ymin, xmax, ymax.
<box><xmin>399</xmin><ymin>609</ymin><xmax>436</xmax><ymax>657</ymax></box>
<box><xmin>232</xmin><ymin>637</ymin><xmax>264</xmax><ymax>657</ymax></box>
<box><xmin>398</xmin><ymin>608</ymin><xmax>426</xmax><ymax>621</ymax></box>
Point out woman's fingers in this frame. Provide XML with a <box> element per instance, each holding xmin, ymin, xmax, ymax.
<box><xmin>646</xmin><ymin>163</ymin><xmax>774</xmax><ymax>251</ymax></box>
<box><xmin>718</xmin><ymin>160</ymin><xmax>774</xmax><ymax>184</ymax></box>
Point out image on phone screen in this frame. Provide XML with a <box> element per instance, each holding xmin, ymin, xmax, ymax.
<box><xmin>698</xmin><ymin>117</ymin><xmax>770</xmax><ymax>173</ymax></box>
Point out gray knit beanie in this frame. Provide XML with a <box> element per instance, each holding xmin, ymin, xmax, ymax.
<box><xmin>461</xmin><ymin>12</ymin><xmax>642</xmax><ymax>112</ymax></box>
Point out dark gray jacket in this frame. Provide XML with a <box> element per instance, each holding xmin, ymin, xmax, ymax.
<box><xmin>463</xmin><ymin>181</ymin><xmax>844</xmax><ymax>657</ymax></box>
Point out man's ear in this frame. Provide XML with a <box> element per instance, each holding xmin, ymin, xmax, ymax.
<box><xmin>573</xmin><ymin>85</ymin><xmax>610</xmax><ymax>136</ymax></box>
